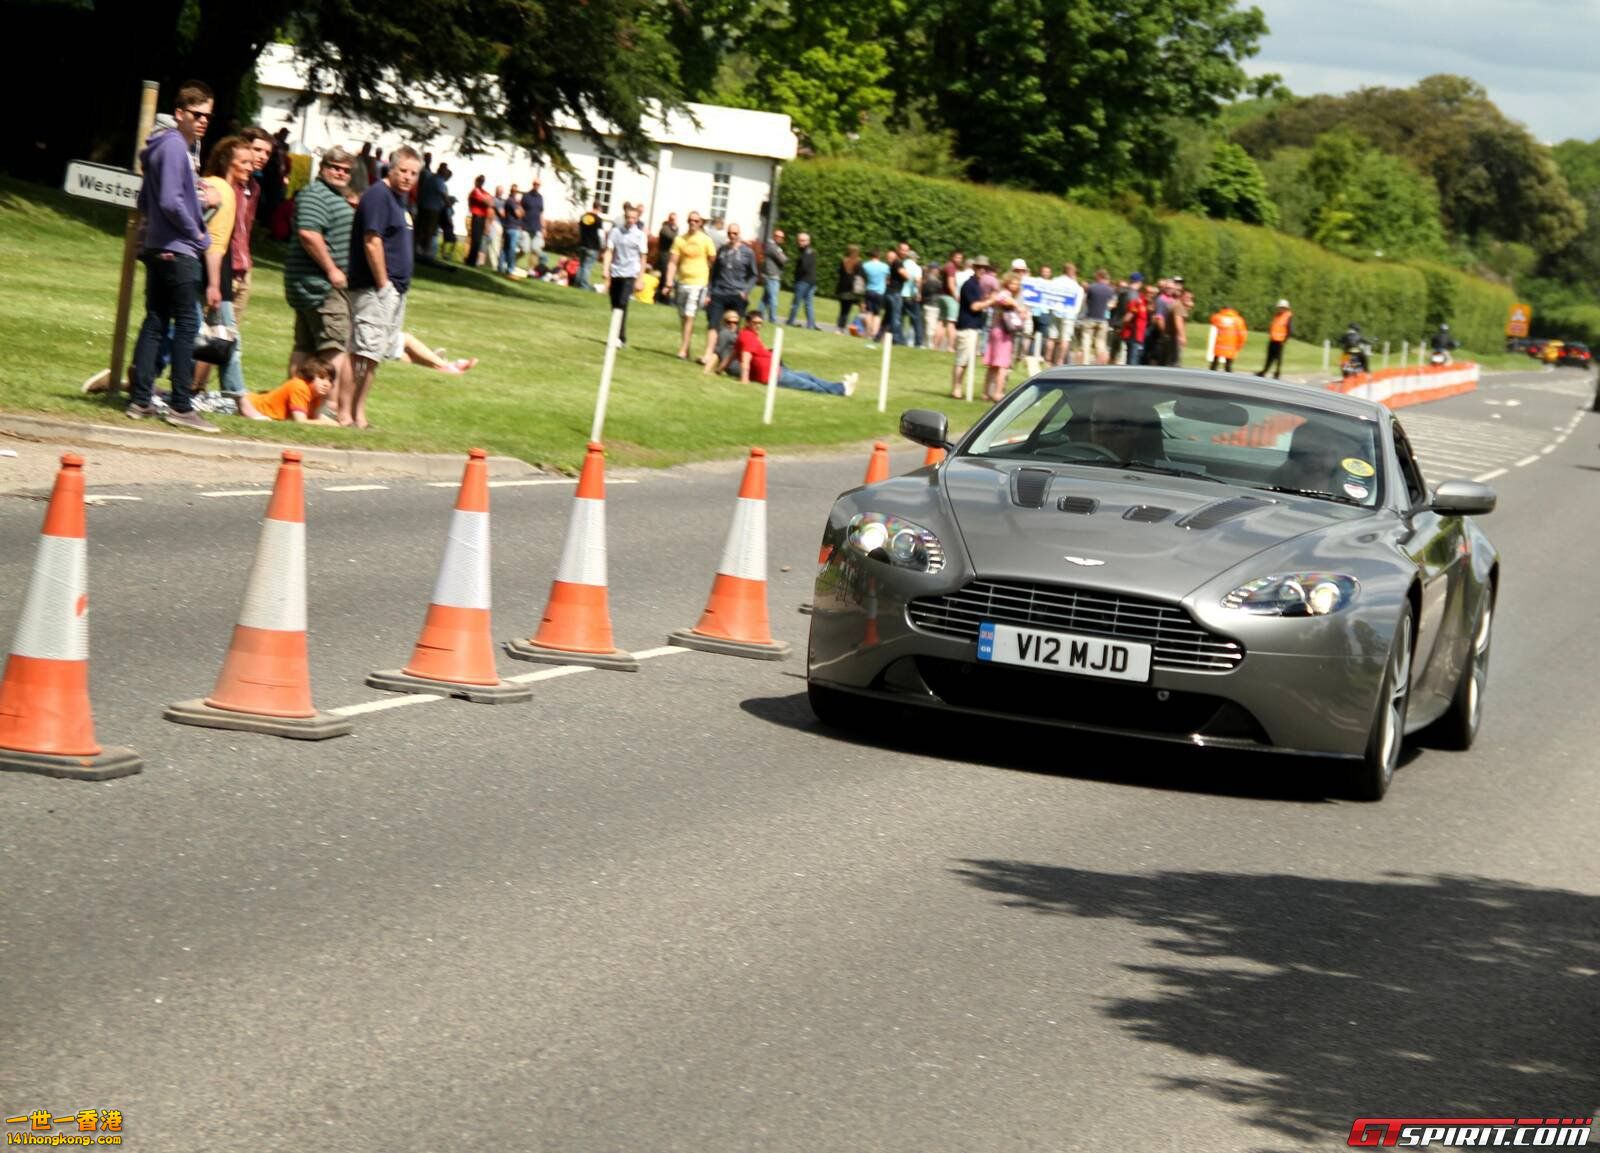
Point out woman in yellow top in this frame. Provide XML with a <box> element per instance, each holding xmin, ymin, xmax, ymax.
<box><xmin>192</xmin><ymin>136</ymin><xmax>253</xmax><ymax>398</ymax></box>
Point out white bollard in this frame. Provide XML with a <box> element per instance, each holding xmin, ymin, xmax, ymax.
<box><xmin>964</xmin><ymin>355</ymin><xmax>975</xmax><ymax>402</ymax></box>
<box><xmin>589</xmin><ymin>308</ymin><xmax>625</xmax><ymax>443</ymax></box>
<box><xmin>1382</xmin><ymin>340</ymin><xmax>1390</xmax><ymax>369</ymax></box>
<box><xmin>762</xmin><ymin>328</ymin><xmax>784</xmax><ymax>426</ymax></box>
<box><xmin>1401</xmin><ymin>340</ymin><xmax>1409</xmax><ymax>368</ymax></box>
<box><xmin>1322</xmin><ymin>339</ymin><xmax>1330</xmax><ymax>371</ymax></box>
<box><xmin>877</xmin><ymin>332</ymin><xmax>892</xmax><ymax>414</ymax></box>
<box><xmin>1205</xmin><ymin>324</ymin><xmax>1218</xmax><ymax>365</ymax></box>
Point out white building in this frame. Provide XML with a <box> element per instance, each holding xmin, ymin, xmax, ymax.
<box><xmin>254</xmin><ymin>43</ymin><xmax>798</xmax><ymax>237</ymax></box>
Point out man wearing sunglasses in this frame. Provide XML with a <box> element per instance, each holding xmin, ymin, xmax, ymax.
<box><xmin>128</xmin><ymin>80</ymin><xmax>219</xmax><ymax>432</ymax></box>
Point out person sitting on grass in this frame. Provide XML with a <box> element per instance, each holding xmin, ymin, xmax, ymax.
<box><xmin>706</xmin><ymin>309</ymin><xmax>743</xmax><ymax>375</ymax></box>
<box><xmin>234</xmin><ymin>354</ymin><xmax>341</xmax><ymax>423</ymax></box>
<box><xmin>733</xmin><ymin>312</ymin><xmax>857</xmax><ymax>396</ymax></box>
<box><xmin>389</xmin><ymin>329</ymin><xmax>477</xmax><ymax>374</ymax></box>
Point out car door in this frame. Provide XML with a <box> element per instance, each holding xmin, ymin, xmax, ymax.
<box><xmin>1390</xmin><ymin>419</ymin><xmax>1460</xmax><ymax>711</ymax></box>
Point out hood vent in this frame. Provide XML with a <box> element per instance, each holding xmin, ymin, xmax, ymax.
<box><xmin>1175</xmin><ymin>495</ymin><xmax>1273</xmax><ymax>530</ymax></box>
<box><xmin>1123</xmin><ymin>505</ymin><xmax>1172</xmax><ymax>523</ymax></box>
<box><xmin>1012</xmin><ymin>468</ymin><xmax>1054</xmax><ymax>508</ymax></box>
<box><xmin>1055</xmin><ymin>495</ymin><xmax>1098</xmax><ymax>515</ymax></box>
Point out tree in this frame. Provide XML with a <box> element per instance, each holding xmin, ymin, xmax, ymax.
<box><xmin>1293</xmin><ymin>131</ymin><xmax>1445</xmax><ymax>259</ymax></box>
<box><xmin>713</xmin><ymin>0</ymin><xmax>899</xmax><ymax>151</ymax></box>
<box><xmin>3</xmin><ymin>0</ymin><xmax>683</xmax><ymax>182</ymax></box>
<box><xmin>890</xmin><ymin>0</ymin><xmax>1269</xmax><ymax>195</ymax></box>
<box><xmin>1231</xmin><ymin>75</ymin><xmax>1584</xmax><ymax>258</ymax></box>
<box><xmin>1188</xmin><ymin>140</ymin><xmax>1278</xmax><ymax>226</ymax></box>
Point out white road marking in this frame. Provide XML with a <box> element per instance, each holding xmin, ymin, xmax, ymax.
<box><xmin>1474</xmin><ymin>468</ymin><xmax>1507</xmax><ymax>482</ymax></box>
<box><xmin>504</xmin><ymin>665</ymin><xmax>595</xmax><ymax>685</ymax></box>
<box><xmin>328</xmin><ymin>694</ymin><xmax>442</xmax><ymax>717</ymax></box>
<box><xmin>1541</xmin><ymin>445</ymin><xmax>1556</xmax><ymax>454</ymax></box>
<box><xmin>1515</xmin><ymin>455</ymin><xmax>1540</xmax><ymax>467</ymax></box>
<box><xmin>1556</xmin><ymin>435</ymin><xmax>1568</xmax><ymax>444</ymax></box>
<box><xmin>428</xmin><ymin>478</ymin><xmax>642</xmax><ymax>489</ymax></box>
<box><xmin>85</xmin><ymin>494</ymin><xmax>142</xmax><ymax>504</ymax></box>
<box><xmin>322</xmin><ymin>484</ymin><xmax>389</xmax><ymax>492</ymax></box>
<box><xmin>201</xmin><ymin>489</ymin><xmax>270</xmax><ymax>498</ymax></box>
<box><xmin>635</xmin><ymin>645</ymin><xmax>695</xmax><ymax>660</ymax></box>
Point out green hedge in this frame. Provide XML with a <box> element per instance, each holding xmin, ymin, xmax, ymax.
<box><xmin>779</xmin><ymin>158</ymin><xmax>1515</xmax><ymax>353</ymax></box>
<box><xmin>778</xmin><ymin>159</ymin><xmax>1142</xmax><ymax>294</ymax></box>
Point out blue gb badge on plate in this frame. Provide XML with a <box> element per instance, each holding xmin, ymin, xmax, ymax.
<box><xmin>977</xmin><ymin>621</ymin><xmax>996</xmax><ymax>661</ymax></box>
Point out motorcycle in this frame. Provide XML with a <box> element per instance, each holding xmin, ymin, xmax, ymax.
<box><xmin>1340</xmin><ymin>338</ymin><xmax>1372</xmax><ymax>377</ymax></box>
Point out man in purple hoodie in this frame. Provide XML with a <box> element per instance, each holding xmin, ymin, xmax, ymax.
<box><xmin>128</xmin><ymin>80</ymin><xmax>219</xmax><ymax>432</ymax></box>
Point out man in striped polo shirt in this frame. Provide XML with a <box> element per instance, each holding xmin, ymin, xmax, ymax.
<box><xmin>283</xmin><ymin>147</ymin><xmax>357</xmax><ymax>420</ymax></box>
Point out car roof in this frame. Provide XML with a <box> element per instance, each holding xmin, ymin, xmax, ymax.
<box><xmin>1026</xmin><ymin>365</ymin><xmax>1386</xmax><ymax>422</ymax></box>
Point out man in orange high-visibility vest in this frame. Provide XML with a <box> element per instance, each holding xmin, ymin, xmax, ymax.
<box><xmin>1257</xmin><ymin>298</ymin><xmax>1292</xmax><ymax>379</ymax></box>
<box><xmin>1209</xmin><ymin>305</ymin><xmax>1247</xmax><ymax>371</ymax></box>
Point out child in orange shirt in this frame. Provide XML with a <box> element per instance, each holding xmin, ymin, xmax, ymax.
<box><xmin>235</xmin><ymin>355</ymin><xmax>340</xmax><ymax>423</ymax></box>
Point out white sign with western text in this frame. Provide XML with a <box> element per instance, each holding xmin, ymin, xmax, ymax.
<box><xmin>64</xmin><ymin>161</ymin><xmax>142</xmax><ymax>208</ymax></box>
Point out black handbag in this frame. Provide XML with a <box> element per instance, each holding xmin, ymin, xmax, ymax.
<box><xmin>192</xmin><ymin>312</ymin><xmax>238</xmax><ymax>365</ymax></box>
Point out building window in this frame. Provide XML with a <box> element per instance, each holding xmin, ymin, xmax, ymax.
<box><xmin>595</xmin><ymin>156</ymin><xmax>615</xmax><ymax>213</ymax></box>
<box><xmin>710</xmin><ymin>161</ymin><xmax>732</xmax><ymax>220</ymax></box>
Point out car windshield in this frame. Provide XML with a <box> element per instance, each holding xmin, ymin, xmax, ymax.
<box><xmin>963</xmin><ymin>377</ymin><xmax>1384</xmax><ymax>508</ymax></box>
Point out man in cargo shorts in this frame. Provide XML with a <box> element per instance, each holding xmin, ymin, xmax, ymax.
<box><xmin>283</xmin><ymin>147</ymin><xmax>357</xmax><ymax>413</ymax></box>
<box><xmin>665</xmin><ymin>212</ymin><xmax>718</xmax><ymax>359</ymax></box>
<box><xmin>347</xmin><ymin>146</ymin><xmax>420</xmax><ymax>429</ymax></box>
<box><xmin>949</xmin><ymin>255</ymin><xmax>992</xmax><ymax>398</ymax></box>
<box><xmin>1075</xmin><ymin>268</ymin><xmax>1116</xmax><ymax>365</ymax></box>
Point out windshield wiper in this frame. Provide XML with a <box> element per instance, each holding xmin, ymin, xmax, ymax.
<box><xmin>1056</xmin><ymin>458</ymin><xmax>1231</xmax><ymax>483</ymax></box>
<box><xmin>1256</xmin><ymin>483</ymin><xmax>1364</xmax><ymax>507</ymax></box>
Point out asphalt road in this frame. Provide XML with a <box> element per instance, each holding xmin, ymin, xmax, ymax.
<box><xmin>2</xmin><ymin>369</ymin><xmax>1597</xmax><ymax>1152</ymax></box>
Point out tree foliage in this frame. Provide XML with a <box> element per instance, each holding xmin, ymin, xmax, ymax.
<box><xmin>1232</xmin><ymin>75</ymin><xmax>1584</xmax><ymax>257</ymax></box>
<box><xmin>1188</xmin><ymin>140</ymin><xmax>1277</xmax><ymax>227</ymax></box>
<box><xmin>889</xmin><ymin>0</ymin><xmax>1269</xmax><ymax>194</ymax></box>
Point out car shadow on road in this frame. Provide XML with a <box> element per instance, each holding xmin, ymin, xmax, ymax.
<box><xmin>950</xmin><ymin>861</ymin><xmax>1600</xmax><ymax>1148</ymax></box>
<box><xmin>738</xmin><ymin>690</ymin><xmax>1419</xmax><ymax>804</ymax></box>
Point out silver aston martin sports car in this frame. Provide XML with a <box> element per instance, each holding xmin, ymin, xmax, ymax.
<box><xmin>805</xmin><ymin>368</ymin><xmax>1499</xmax><ymax>800</ymax></box>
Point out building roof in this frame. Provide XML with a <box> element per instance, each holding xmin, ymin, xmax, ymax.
<box><xmin>256</xmin><ymin>43</ymin><xmax>797</xmax><ymax>161</ymax></box>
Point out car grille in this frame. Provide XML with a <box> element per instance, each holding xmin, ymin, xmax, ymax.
<box><xmin>906</xmin><ymin>580</ymin><xmax>1243</xmax><ymax>672</ymax></box>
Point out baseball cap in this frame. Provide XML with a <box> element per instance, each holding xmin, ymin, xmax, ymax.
<box><xmin>1128</xmin><ymin>272</ymin><xmax>1144</xmax><ymax>283</ymax></box>
<box><xmin>1171</xmin><ymin>274</ymin><xmax>1185</xmax><ymax>284</ymax></box>
<box><xmin>1010</xmin><ymin>258</ymin><xmax>1029</xmax><ymax>271</ymax></box>
<box><xmin>1276</xmin><ymin>298</ymin><xmax>1290</xmax><ymax>309</ymax></box>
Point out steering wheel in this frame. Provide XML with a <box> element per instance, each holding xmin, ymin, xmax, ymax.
<box><xmin>1048</xmin><ymin>441</ymin><xmax>1120</xmax><ymax>463</ymax></box>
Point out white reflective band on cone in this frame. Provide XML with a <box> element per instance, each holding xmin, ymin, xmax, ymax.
<box><xmin>236</xmin><ymin>518</ymin><xmax>308</xmax><ymax>632</ymax></box>
<box><xmin>717</xmin><ymin>497</ymin><xmax>767</xmax><ymax>581</ymax></box>
<box><xmin>10</xmin><ymin>535</ymin><xmax>89</xmax><ymax>662</ymax></box>
<box><xmin>553</xmin><ymin>498</ymin><xmax>607</xmax><ymax>587</ymax></box>
<box><xmin>430</xmin><ymin>509</ymin><xmax>491</xmax><ymax>610</ymax></box>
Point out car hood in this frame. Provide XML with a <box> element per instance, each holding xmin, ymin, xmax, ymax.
<box><xmin>941</xmin><ymin>457</ymin><xmax>1371</xmax><ymax>599</ymax></box>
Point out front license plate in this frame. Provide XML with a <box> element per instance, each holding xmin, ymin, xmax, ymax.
<box><xmin>977</xmin><ymin>621</ymin><xmax>1152</xmax><ymax>683</ymax></box>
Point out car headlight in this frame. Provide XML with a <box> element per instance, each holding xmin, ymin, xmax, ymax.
<box><xmin>846</xmin><ymin>513</ymin><xmax>946</xmax><ymax>573</ymax></box>
<box><xmin>1222</xmin><ymin>573</ymin><xmax>1358</xmax><ymax>616</ymax></box>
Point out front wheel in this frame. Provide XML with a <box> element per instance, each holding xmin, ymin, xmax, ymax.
<box><xmin>1431</xmin><ymin>583</ymin><xmax>1493</xmax><ymax>751</ymax></box>
<box><xmin>1351</xmin><ymin>604</ymin><xmax>1413</xmax><ymax>801</ymax></box>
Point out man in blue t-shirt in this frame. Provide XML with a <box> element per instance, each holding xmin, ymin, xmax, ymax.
<box><xmin>347</xmin><ymin>145</ymin><xmax>420</xmax><ymax>429</ymax></box>
<box><xmin>860</xmin><ymin>250</ymin><xmax>890</xmax><ymax>340</ymax></box>
<box><xmin>520</xmin><ymin>179</ymin><xmax>545</xmax><ymax>271</ymax></box>
<box><xmin>949</xmin><ymin>255</ymin><xmax>992</xmax><ymax>397</ymax></box>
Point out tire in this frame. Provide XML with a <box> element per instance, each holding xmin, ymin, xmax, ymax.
<box><xmin>807</xmin><ymin>681</ymin><xmax>867</xmax><ymax>730</ymax></box>
<box><xmin>1352</xmin><ymin>604</ymin><xmax>1413</xmax><ymax>802</ymax></box>
<box><xmin>1431</xmin><ymin>582</ymin><xmax>1493</xmax><ymax>751</ymax></box>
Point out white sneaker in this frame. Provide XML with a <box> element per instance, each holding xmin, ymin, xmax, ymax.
<box><xmin>842</xmin><ymin>372</ymin><xmax>858</xmax><ymax>396</ymax></box>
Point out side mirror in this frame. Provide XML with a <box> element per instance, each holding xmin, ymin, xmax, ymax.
<box><xmin>1430</xmin><ymin>479</ymin><xmax>1496</xmax><ymax>517</ymax></box>
<box><xmin>900</xmin><ymin>408</ymin><xmax>950</xmax><ymax>450</ymax></box>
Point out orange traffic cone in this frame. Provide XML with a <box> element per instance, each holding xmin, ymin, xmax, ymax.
<box><xmin>165</xmin><ymin>450</ymin><xmax>352</xmax><ymax>739</ymax></box>
<box><xmin>864</xmin><ymin>440</ymin><xmax>891</xmax><ymax>484</ymax></box>
<box><xmin>506</xmin><ymin>442</ymin><xmax>637</xmax><ymax>670</ymax></box>
<box><xmin>863</xmin><ymin>577</ymin><xmax>881</xmax><ymax>646</ymax></box>
<box><xmin>367</xmin><ymin>449</ymin><xmax>532</xmax><ymax>703</ymax></box>
<box><xmin>922</xmin><ymin>445</ymin><xmax>946</xmax><ymax>467</ymax></box>
<box><xmin>670</xmin><ymin>448</ymin><xmax>792</xmax><ymax>660</ymax></box>
<box><xmin>0</xmin><ymin>454</ymin><xmax>141</xmax><ymax>780</ymax></box>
